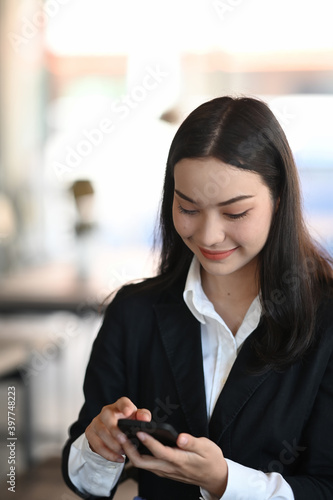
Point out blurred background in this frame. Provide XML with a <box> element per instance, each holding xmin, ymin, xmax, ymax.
<box><xmin>0</xmin><ymin>0</ymin><xmax>332</xmax><ymax>498</ymax></box>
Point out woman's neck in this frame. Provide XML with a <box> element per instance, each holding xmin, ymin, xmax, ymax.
<box><xmin>200</xmin><ymin>260</ymin><xmax>260</xmax><ymax>335</ymax></box>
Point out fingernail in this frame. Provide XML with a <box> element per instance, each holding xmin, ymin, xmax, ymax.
<box><xmin>139</xmin><ymin>409</ymin><xmax>151</xmax><ymax>419</ymax></box>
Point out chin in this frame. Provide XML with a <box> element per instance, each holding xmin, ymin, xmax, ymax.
<box><xmin>200</xmin><ymin>260</ymin><xmax>235</xmax><ymax>275</ymax></box>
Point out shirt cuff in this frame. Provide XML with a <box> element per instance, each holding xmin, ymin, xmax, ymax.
<box><xmin>199</xmin><ymin>487</ymin><xmax>219</xmax><ymax>500</ymax></box>
<box><xmin>222</xmin><ymin>459</ymin><xmax>294</xmax><ymax>500</ymax></box>
<box><xmin>68</xmin><ymin>433</ymin><xmax>125</xmax><ymax>497</ymax></box>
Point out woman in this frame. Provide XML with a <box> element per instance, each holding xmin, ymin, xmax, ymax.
<box><xmin>62</xmin><ymin>96</ymin><xmax>333</xmax><ymax>499</ymax></box>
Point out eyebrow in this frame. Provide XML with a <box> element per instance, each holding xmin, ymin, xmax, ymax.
<box><xmin>174</xmin><ymin>189</ymin><xmax>254</xmax><ymax>207</ymax></box>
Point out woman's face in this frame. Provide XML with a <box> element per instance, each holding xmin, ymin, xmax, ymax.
<box><xmin>172</xmin><ymin>157</ymin><xmax>276</xmax><ymax>280</ymax></box>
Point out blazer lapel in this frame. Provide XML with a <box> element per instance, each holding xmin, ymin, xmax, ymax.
<box><xmin>209</xmin><ymin>323</ymin><xmax>273</xmax><ymax>444</ymax></box>
<box><xmin>154</xmin><ymin>301</ymin><xmax>209</xmax><ymax>438</ymax></box>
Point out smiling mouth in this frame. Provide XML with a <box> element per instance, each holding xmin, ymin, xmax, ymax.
<box><xmin>199</xmin><ymin>247</ymin><xmax>238</xmax><ymax>261</ymax></box>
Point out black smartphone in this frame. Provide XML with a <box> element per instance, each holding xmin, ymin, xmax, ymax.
<box><xmin>117</xmin><ymin>419</ymin><xmax>179</xmax><ymax>453</ymax></box>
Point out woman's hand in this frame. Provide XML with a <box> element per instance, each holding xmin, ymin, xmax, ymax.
<box><xmin>119</xmin><ymin>430</ymin><xmax>228</xmax><ymax>497</ymax></box>
<box><xmin>85</xmin><ymin>397</ymin><xmax>151</xmax><ymax>463</ymax></box>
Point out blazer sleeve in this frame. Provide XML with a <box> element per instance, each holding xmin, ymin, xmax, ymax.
<box><xmin>62</xmin><ymin>296</ymin><xmax>130</xmax><ymax>499</ymax></box>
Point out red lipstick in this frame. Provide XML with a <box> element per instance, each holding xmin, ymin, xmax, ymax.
<box><xmin>199</xmin><ymin>247</ymin><xmax>238</xmax><ymax>261</ymax></box>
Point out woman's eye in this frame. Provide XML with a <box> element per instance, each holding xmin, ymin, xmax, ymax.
<box><xmin>177</xmin><ymin>204</ymin><xmax>198</xmax><ymax>216</ymax></box>
<box><xmin>225</xmin><ymin>210</ymin><xmax>248</xmax><ymax>220</ymax></box>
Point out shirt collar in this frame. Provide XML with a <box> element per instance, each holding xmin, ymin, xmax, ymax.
<box><xmin>183</xmin><ymin>256</ymin><xmax>209</xmax><ymax>324</ymax></box>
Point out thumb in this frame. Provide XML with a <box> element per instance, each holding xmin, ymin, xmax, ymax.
<box><xmin>177</xmin><ymin>434</ymin><xmax>219</xmax><ymax>458</ymax></box>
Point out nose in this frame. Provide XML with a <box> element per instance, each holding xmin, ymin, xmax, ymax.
<box><xmin>197</xmin><ymin>211</ymin><xmax>226</xmax><ymax>248</ymax></box>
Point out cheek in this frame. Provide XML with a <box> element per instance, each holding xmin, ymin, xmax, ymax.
<box><xmin>231</xmin><ymin>215</ymin><xmax>272</xmax><ymax>247</ymax></box>
<box><xmin>241</xmin><ymin>214</ymin><xmax>272</xmax><ymax>246</ymax></box>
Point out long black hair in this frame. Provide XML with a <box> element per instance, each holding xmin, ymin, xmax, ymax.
<box><xmin>153</xmin><ymin>95</ymin><xmax>333</xmax><ymax>370</ymax></box>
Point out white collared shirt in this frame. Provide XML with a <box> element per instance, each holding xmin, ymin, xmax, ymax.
<box><xmin>68</xmin><ymin>256</ymin><xmax>294</xmax><ymax>500</ymax></box>
<box><xmin>183</xmin><ymin>256</ymin><xmax>262</xmax><ymax>418</ymax></box>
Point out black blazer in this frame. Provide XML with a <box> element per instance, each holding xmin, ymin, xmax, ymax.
<box><xmin>62</xmin><ymin>277</ymin><xmax>333</xmax><ymax>500</ymax></box>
